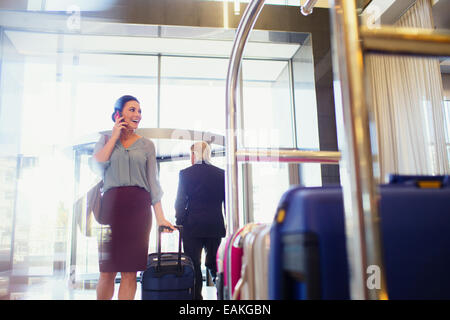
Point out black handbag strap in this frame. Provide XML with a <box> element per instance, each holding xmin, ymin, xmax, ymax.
<box><xmin>157</xmin><ymin>225</ymin><xmax>183</xmax><ymax>270</ymax></box>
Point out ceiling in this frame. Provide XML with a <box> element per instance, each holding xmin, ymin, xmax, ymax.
<box><xmin>17</xmin><ymin>0</ymin><xmax>371</xmax><ymax>11</ymax></box>
<box><xmin>432</xmin><ymin>0</ymin><xmax>450</xmax><ymax>30</ymax></box>
<box><xmin>4</xmin><ymin>29</ymin><xmax>301</xmax><ymax>60</ymax></box>
<box><xmin>4</xmin><ymin>29</ymin><xmax>295</xmax><ymax>81</ymax></box>
<box><xmin>1</xmin><ymin>0</ymin><xmax>448</xmax><ymax>73</ymax></box>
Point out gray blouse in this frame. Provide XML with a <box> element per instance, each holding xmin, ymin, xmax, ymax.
<box><xmin>89</xmin><ymin>135</ymin><xmax>163</xmax><ymax>205</ymax></box>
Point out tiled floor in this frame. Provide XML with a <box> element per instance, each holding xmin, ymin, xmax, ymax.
<box><xmin>6</xmin><ymin>276</ymin><xmax>217</xmax><ymax>300</ymax></box>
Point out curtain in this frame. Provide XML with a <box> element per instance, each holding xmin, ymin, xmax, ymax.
<box><xmin>366</xmin><ymin>0</ymin><xmax>449</xmax><ymax>181</ymax></box>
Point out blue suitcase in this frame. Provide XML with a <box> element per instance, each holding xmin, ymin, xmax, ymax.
<box><xmin>269</xmin><ymin>175</ymin><xmax>450</xmax><ymax>300</ymax></box>
<box><xmin>141</xmin><ymin>226</ymin><xmax>195</xmax><ymax>300</ymax></box>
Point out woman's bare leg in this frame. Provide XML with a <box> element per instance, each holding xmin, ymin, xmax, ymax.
<box><xmin>97</xmin><ymin>272</ymin><xmax>117</xmax><ymax>300</ymax></box>
<box><xmin>118</xmin><ymin>272</ymin><xmax>137</xmax><ymax>300</ymax></box>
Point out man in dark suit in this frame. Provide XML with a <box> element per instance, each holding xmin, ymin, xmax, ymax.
<box><xmin>175</xmin><ymin>141</ymin><xmax>226</xmax><ymax>300</ymax></box>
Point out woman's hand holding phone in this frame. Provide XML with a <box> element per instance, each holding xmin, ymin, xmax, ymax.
<box><xmin>112</xmin><ymin>111</ymin><xmax>126</xmax><ymax>140</ymax></box>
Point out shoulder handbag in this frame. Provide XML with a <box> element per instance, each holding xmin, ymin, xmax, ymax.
<box><xmin>87</xmin><ymin>180</ymin><xmax>109</xmax><ymax>225</ymax></box>
<box><xmin>88</xmin><ymin>134</ymin><xmax>111</xmax><ymax>225</ymax></box>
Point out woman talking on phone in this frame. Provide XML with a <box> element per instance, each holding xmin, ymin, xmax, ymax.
<box><xmin>90</xmin><ymin>95</ymin><xmax>174</xmax><ymax>300</ymax></box>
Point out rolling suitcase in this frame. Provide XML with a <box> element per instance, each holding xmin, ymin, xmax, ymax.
<box><xmin>252</xmin><ymin>224</ymin><xmax>271</xmax><ymax>300</ymax></box>
<box><xmin>229</xmin><ymin>223</ymin><xmax>262</xmax><ymax>300</ymax></box>
<box><xmin>233</xmin><ymin>224</ymin><xmax>270</xmax><ymax>300</ymax></box>
<box><xmin>141</xmin><ymin>226</ymin><xmax>195</xmax><ymax>300</ymax></box>
<box><xmin>215</xmin><ymin>237</ymin><xmax>227</xmax><ymax>300</ymax></box>
<box><xmin>230</xmin><ymin>223</ymin><xmax>261</xmax><ymax>300</ymax></box>
<box><xmin>269</xmin><ymin>175</ymin><xmax>450</xmax><ymax>300</ymax></box>
<box><xmin>220</xmin><ymin>225</ymin><xmax>246</xmax><ymax>300</ymax></box>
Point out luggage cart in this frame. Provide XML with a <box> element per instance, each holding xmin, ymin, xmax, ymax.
<box><xmin>224</xmin><ymin>0</ymin><xmax>450</xmax><ymax>300</ymax></box>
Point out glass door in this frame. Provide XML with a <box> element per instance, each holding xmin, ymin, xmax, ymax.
<box><xmin>0</xmin><ymin>24</ymin><xmax>319</xmax><ymax>291</ymax></box>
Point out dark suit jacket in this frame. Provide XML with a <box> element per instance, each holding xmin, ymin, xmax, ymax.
<box><xmin>175</xmin><ymin>161</ymin><xmax>226</xmax><ymax>238</ymax></box>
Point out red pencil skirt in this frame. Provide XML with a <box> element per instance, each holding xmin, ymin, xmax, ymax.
<box><xmin>98</xmin><ymin>186</ymin><xmax>152</xmax><ymax>273</ymax></box>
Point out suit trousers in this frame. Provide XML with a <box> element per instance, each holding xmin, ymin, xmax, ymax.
<box><xmin>182</xmin><ymin>236</ymin><xmax>222</xmax><ymax>300</ymax></box>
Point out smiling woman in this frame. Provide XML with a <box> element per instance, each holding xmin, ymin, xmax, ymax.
<box><xmin>90</xmin><ymin>94</ymin><xmax>175</xmax><ymax>300</ymax></box>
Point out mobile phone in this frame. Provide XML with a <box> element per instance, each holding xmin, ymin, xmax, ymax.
<box><xmin>114</xmin><ymin>110</ymin><xmax>123</xmax><ymax>122</ymax></box>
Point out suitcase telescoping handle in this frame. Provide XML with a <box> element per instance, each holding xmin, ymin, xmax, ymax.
<box><xmin>157</xmin><ymin>225</ymin><xmax>183</xmax><ymax>271</ymax></box>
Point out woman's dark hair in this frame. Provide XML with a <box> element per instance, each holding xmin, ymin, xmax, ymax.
<box><xmin>111</xmin><ymin>95</ymin><xmax>140</xmax><ymax>122</ymax></box>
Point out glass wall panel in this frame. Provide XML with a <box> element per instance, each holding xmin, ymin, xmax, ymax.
<box><xmin>154</xmin><ymin>160</ymin><xmax>190</xmax><ymax>254</ymax></box>
<box><xmin>0</xmin><ymin>30</ymin><xmax>159</xmax><ymax>281</ymax></box>
<box><xmin>249</xmin><ymin>162</ymin><xmax>322</xmax><ymax>224</ymax></box>
<box><xmin>0</xmin><ymin>22</ymin><xmax>321</xmax><ymax>296</ymax></box>
<box><xmin>0</xmin><ymin>157</ymin><xmax>16</xmax><ymax>275</ymax></box>
<box><xmin>71</xmin><ymin>53</ymin><xmax>158</xmax><ymax>280</ymax></box>
<box><xmin>360</xmin><ymin>0</ymin><xmax>450</xmax><ymax>178</ymax></box>
<box><xmin>159</xmin><ymin>56</ymin><xmax>228</xmax><ymax>135</ymax></box>
<box><xmin>250</xmin><ymin>163</ymin><xmax>290</xmax><ymax>223</ymax></box>
<box><xmin>73</xmin><ymin>152</ymin><xmax>107</xmax><ymax>279</ymax></box>
<box><xmin>0</xmin><ymin>34</ymin><xmax>24</xmax><ymax>276</ymax></box>
<box><xmin>292</xmin><ymin>36</ymin><xmax>319</xmax><ymax>150</ymax></box>
<box><xmin>157</xmin><ymin>156</ymin><xmax>226</xmax><ymax>253</ymax></box>
<box><xmin>8</xmin><ymin>54</ymin><xmax>74</xmax><ymax>277</ymax></box>
<box><xmin>72</xmin><ymin>53</ymin><xmax>158</xmax><ymax>137</ymax></box>
<box><xmin>299</xmin><ymin>163</ymin><xmax>323</xmax><ymax>187</ymax></box>
<box><xmin>444</xmin><ymin>100</ymin><xmax>450</xmax><ymax>166</ymax></box>
<box><xmin>242</xmin><ymin>59</ymin><xmax>294</xmax><ymax>148</ymax></box>
<box><xmin>366</xmin><ymin>53</ymin><xmax>450</xmax><ymax>178</ymax></box>
<box><xmin>291</xmin><ymin>35</ymin><xmax>323</xmax><ymax>186</ymax></box>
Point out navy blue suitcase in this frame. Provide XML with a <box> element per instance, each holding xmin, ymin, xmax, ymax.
<box><xmin>141</xmin><ymin>226</ymin><xmax>195</xmax><ymax>300</ymax></box>
<box><xmin>269</xmin><ymin>175</ymin><xmax>450</xmax><ymax>300</ymax></box>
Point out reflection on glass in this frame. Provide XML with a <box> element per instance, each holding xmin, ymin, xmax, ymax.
<box><xmin>160</xmin><ymin>56</ymin><xmax>228</xmax><ymax>135</ymax></box>
<box><xmin>444</xmin><ymin>100</ymin><xmax>450</xmax><ymax>167</ymax></box>
<box><xmin>299</xmin><ymin>163</ymin><xmax>322</xmax><ymax>187</ymax></box>
<box><xmin>251</xmin><ymin>163</ymin><xmax>290</xmax><ymax>224</ymax></box>
<box><xmin>366</xmin><ymin>53</ymin><xmax>449</xmax><ymax>178</ymax></box>
<box><xmin>155</xmin><ymin>160</ymin><xmax>191</xmax><ymax>254</ymax></box>
<box><xmin>0</xmin><ymin>158</ymin><xmax>16</xmax><ymax>273</ymax></box>
<box><xmin>13</xmin><ymin>153</ymin><xmax>73</xmax><ymax>276</ymax></box>
<box><xmin>157</xmin><ymin>156</ymin><xmax>226</xmax><ymax>253</ymax></box>
<box><xmin>0</xmin><ymin>32</ymin><xmax>160</xmax><ymax>279</ymax></box>
<box><xmin>0</xmin><ymin>23</ymin><xmax>320</xmax><ymax>292</ymax></box>
<box><xmin>292</xmin><ymin>35</ymin><xmax>319</xmax><ymax>150</ymax></box>
<box><xmin>242</xmin><ymin>59</ymin><xmax>294</xmax><ymax>148</ymax></box>
<box><xmin>72</xmin><ymin>54</ymin><xmax>158</xmax><ymax>138</ymax></box>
